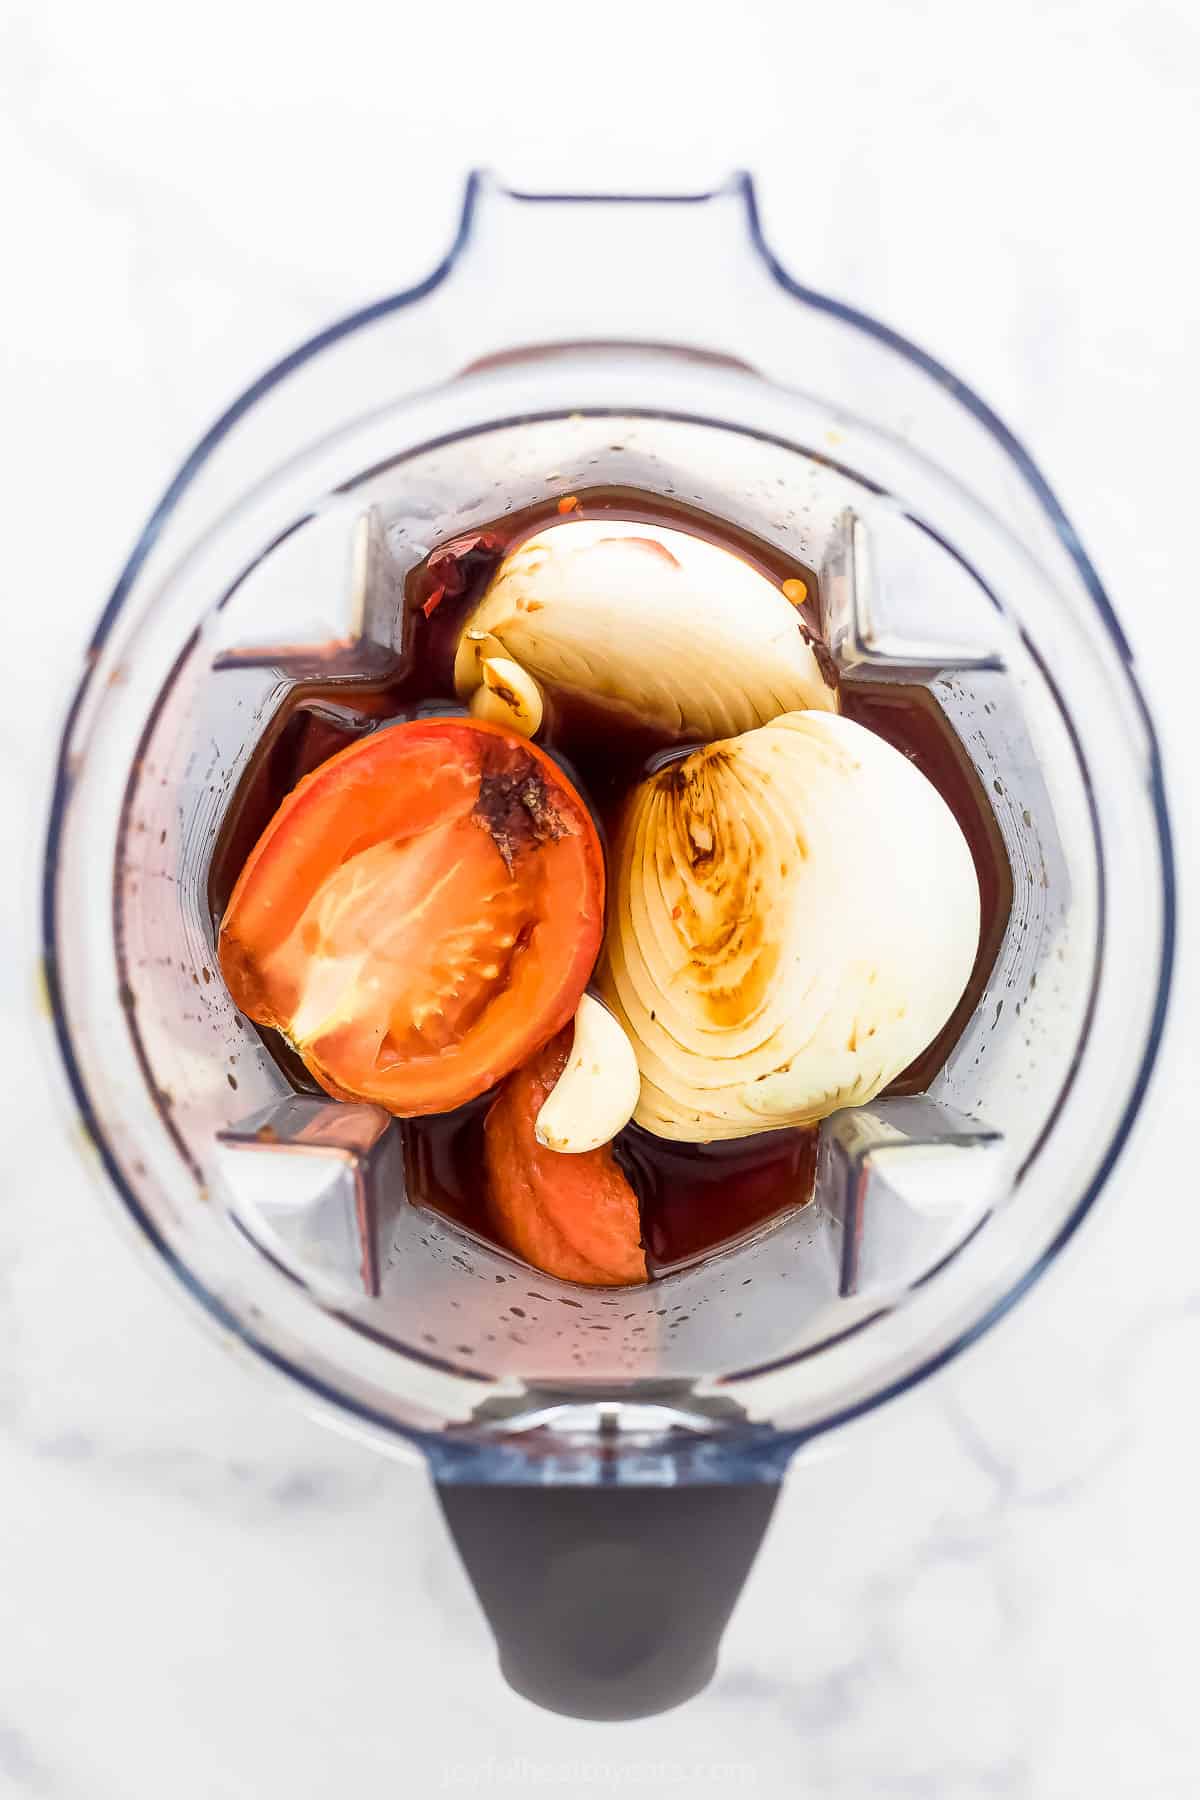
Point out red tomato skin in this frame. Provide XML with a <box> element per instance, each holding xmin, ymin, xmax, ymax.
<box><xmin>218</xmin><ymin>717</ymin><xmax>604</xmax><ymax>1115</ymax></box>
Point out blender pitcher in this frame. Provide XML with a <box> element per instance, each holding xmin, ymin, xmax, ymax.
<box><xmin>42</xmin><ymin>175</ymin><xmax>1174</xmax><ymax>1721</ymax></box>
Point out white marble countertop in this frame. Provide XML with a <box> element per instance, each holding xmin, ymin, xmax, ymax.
<box><xmin>2</xmin><ymin>1</ymin><xmax>1197</xmax><ymax>1794</ymax></box>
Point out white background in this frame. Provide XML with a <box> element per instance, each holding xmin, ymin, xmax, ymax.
<box><xmin>2</xmin><ymin>1</ymin><xmax>1197</xmax><ymax>1795</ymax></box>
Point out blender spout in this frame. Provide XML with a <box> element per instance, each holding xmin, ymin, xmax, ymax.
<box><xmin>429</xmin><ymin>170</ymin><xmax>785</xmax><ymax>374</ymax></box>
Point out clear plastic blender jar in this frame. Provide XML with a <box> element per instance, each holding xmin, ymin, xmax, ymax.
<box><xmin>41</xmin><ymin>175</ymin><xmax>1174</xmax><ymax>1720</ymax></box>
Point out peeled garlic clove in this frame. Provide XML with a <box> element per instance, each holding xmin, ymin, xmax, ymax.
<box><xmin>598</xmin><ymin>711</ymin><xmax>981</xmax><ymax>1141</ymax></box>
<box><xmin>457</xmin><ymin>519</ymin><xmax>837</xmax><ymax>741</ymax></box>
<box><xmin>534</xmin><ymin>992</ymin><xmax>641</xmax><ymax>1153</ymax></box>
<box><xmin>453</xmin><ymin>628</ymin><xmax>505</xmax><ymax>696</ymax></box>
<box><xmin>468</xmin><ymin>654</ymin><xmax>544</xmax><ymax>738</ymax></box>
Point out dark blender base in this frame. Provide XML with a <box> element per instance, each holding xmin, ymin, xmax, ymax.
<box><xmin>439</xmin><ymin>1482</ymin><xmax>779</xmax><ymax>1719</ymax></box>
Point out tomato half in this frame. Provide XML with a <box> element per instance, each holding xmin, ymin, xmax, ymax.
<box><xmin>218</xmin><ymin>717</ymin><xmax>604</xmax><ymax>1115</ymax></box>
<box><xmin>483</xmin><ymin>1032</ymin><xmax>647</xmax><ymax>1287</ymax></box>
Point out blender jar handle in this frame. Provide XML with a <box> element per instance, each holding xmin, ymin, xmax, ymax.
<box><xmin>436</xmin><ymin>1478</ymin><xmax>779</xmax><ymax>1720</ymax></box>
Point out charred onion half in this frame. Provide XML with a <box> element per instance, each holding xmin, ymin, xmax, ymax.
<box><xmin>454</xmin><ymin>518</ymin><xmax>837</xmax><ymax>740</ymax></box>
<box><xmin>599</xmin><ymin>711</ymin><xmax>981</xmax><ymax>1141</ymax></box>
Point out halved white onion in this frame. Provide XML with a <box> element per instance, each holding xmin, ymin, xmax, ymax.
<box><xmin>454</xmin><ymin>519</ymin><xmax>837</xmax><ymax>739</ymax></box>
<box><xmin>598</xmin><ymin>711</ymin><xmax>981</xmax><ymax>1141</ymax></box>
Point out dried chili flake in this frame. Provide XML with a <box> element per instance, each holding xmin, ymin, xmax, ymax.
<box><xmin>413</xmin><ymin>531</ymin><xmax>505</xmax><ymax>619</ymax></box>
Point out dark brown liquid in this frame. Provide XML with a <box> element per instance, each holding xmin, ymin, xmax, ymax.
<box><xmin>208</xmin><ymin>487</ymin><xmax>1012</xmax><ymax>1278</ymax></box>
<box><xmin>396</xmin><ymin>1100</ymin><xmax>821</xmax><ymax>1278</ymax></box>
<box><xmin>620</xmin><ymin>1125</ymin><xmax>821</xmax><ymax>1276</ymax></box>
<box><xmin>841</xmin><ymin>681</ymin><xmax>1014</xmax><ymax>1093</ymax></box>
